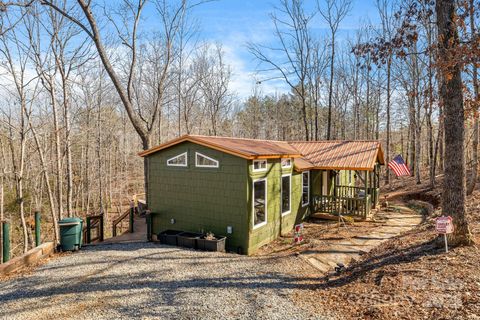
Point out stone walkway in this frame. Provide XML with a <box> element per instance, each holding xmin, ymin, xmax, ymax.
<box><xmin>300</xmin><ymin>206</ymin><xmax>423</xmax><ymax>273</ymax></box>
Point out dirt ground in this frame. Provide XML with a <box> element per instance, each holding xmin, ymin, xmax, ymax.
<box><xmin>3</xmin><ymin>176</ymin><xmax>479</xmax><ymax>319</ymax></box>
<box><xmin>284</xmin><ymin>177</ymin><xmax>480</xmax><ymax>320</ymax></box>
<box><xmin>256</xmin><ymin>210</ymin><xmax>400</xmax><ymax>258</ymax></box>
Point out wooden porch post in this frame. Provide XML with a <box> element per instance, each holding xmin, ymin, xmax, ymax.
<box><xmin>333</xmin><ymin>170</ymin><xmax>337</xmax><ymax>197</ymax></box>
<box><xmin>373</xmin><ymin>166</ymin><xmax>376</xmax><ymax>191</ymax></box>
<box><xmin>372</xmin><ymin>166</ymin><xmax>376</xmax><ymax>207</ymax></box>
<box><xmin>364</xmin><ymin>171</ymin><xmax>369</xmax><ymax>217</ymax></box>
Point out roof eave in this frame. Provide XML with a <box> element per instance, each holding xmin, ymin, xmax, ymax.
<box><xmin>138</xmin><ymin>135</ymin><xmax>302</xmax><ymax>160</ymax></box>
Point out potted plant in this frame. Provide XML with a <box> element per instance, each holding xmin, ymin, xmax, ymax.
<box><xmin>177</xmin><ymin>232</ymin><xmax>202</xmax><ymax>249</ymax></box>
<box><xmin>196</xmin><ymin>232</ymin><xmax>226</xmax><ymax>252</ymax></box>
<box><xmin>158</xmin><ymin>230</ymin><xmax>183</xmax><ymax>246</ymax></box>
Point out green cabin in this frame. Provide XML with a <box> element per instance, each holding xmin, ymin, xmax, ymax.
<box><xmin>140</xmin><ymin>135</ymin><xmax>384</xmax><ymax>255</ymax></box>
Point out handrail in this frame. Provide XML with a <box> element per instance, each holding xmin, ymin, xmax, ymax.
<box><xmin>112</xmin><ymin>206</ymin><xmax>134</xmax><ymax>237</ymax></box>
<box><xmin>112</xmin><ymin>209</ymin><xmax>130</xmax><ymax>226</ymax></box>
<box><xmin>83</xmin><ymin>213</ymin><xmax>104</xmax><ymax>244</ymax></box>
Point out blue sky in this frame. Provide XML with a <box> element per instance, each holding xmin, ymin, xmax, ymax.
<box><xmin>158</xmin><ymin>0</ymin><xmax>381</xmax><ymax>98</ymax></box>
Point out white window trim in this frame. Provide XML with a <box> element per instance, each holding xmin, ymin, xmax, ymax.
<box><xmin>281</xmin><ymin>158</ymin><xmax>292</xmax><ymax>169</ymax></box>
<box><xmin>252</xmin><ymin>178</ymin><xmax>267</xmax><ymax>229</ymax></box>
<box><xmin>195</xmin><ymin>152</ymin><xmax>219</xmax><ymax>168</ymax></box>
<box><xmin>167</xmin><ymin>152</ymin><xmax>188</xmax><ymax>167</ymax></box>
<box><xmin>252</xmin><ymin>159</ymin><xmax>268</xmax><ymax>172</ymax></box>
<box><xmin>281</xmin><ymin>174</ymin><xmax>291</xmax><ymax>216</ymax></box>
<box><xmin>302</xmin><ymin>171</ymin><xmax>310</xmax><ymax>207</ymax></box>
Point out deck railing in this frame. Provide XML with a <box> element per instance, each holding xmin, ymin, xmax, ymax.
<box><xmin>335</xmin><ymin>185</ymin><xmax>379</xmax><ymax>208</ymax></box>
<box><xmin>112</xmin><ymin>206</ymin><xmax>135</xmax><ymax>237</ymax></box>
<box><xmin>83</xmin><ymin>214</ymin><xmax>104</xmax><ymax>244</ymax></box>
<box><xmin>312</xmin><ymin>194</ymin><xmax>371</xmax><ymax>219</ymax></box>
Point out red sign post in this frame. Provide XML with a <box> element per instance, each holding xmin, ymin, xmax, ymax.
<box><xmin>294</xmin><ymin>224</ymin><xmax>304</xmax><ymax>243</ymax></box>
<box><xmin>436</xmin><ymin>216</ymin><xmax>454</xmax><ymax>253</ymax></box>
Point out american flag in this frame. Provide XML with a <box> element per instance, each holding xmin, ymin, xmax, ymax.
<box><xmin>388</xmin><ymin>155</ymin><xmax>411</xmax><ymax>177</ymax></box>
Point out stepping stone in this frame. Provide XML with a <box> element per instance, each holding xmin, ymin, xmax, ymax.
<box><xmin>301</xmin><ymin>208</ymin><xmax>422</xmax><ymax>273</ymax></box>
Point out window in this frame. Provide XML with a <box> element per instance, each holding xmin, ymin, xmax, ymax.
<box><xmin>195</xmin><ymin>152</ymin><xmax>219</xmax><ymax>168</ymax></box>
<box><xmin>253</xmin><ymin>159</ymin><xmax>267</xmax><ymax>172</ymax></box>
<box><xmin>253</xmin><ymin>179</ymin><xmax>267</xmax><ymax>228</ymax></box>
<box><xmin>281</xmin><ymin>174</ymin><xmax>291</xmax><ymax>215</ymax></box>
<box><xmin>302</xmin><ymin>171</ymin><xmax>310</xmax><ymax>207</ymax></box>
<box><xmin>167</xmin><ymin>152</ymin><xmax>187</xmax><ymax>167</ymax></box>
<box><xmin>281</xmin><ymin>158</ymin><xmax>292</xmax><ymax>168</ymax></box>
<box><xmin>348</xmin><ymin>171</ymin><xmax>352</xmax><ymax>184</ymax></box>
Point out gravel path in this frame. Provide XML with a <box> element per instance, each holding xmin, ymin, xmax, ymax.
<box><xmin>0</xmin><ymin>242</ymin><xmax>331</xmax><ymax>320</ymax></box>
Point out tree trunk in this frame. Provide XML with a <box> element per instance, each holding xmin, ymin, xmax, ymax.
<box><xmin>29</xmin><ymin>121</ymin><xmax>59</xmax><ymax>243</ymax></box>
<box><xmin>413</xmin><ymin>47</ymin><xmax>422</xmax><ymax>185</ymax></box>
<box><xmin>10</xmin><ymin>103</ymin><xmax>29</xmax><ymax>253</ymax></box>
<box><xmin>301</xmin><ymin>94</ymin><xmax>309</xmax><ymax>141</ymax></box>
<box><xmin>408</xmin><ymin>95</ymin><xmax>416</xmax><ymax>175</ymax></box>
<box><xmin>436</xmin><ymin>0</ymin><xmax>473</xmax><ymax>246</ymax></box>
<box><xmin>51</xmin><ymin>87</ymin><xmax>64</xmax><ymax>220</ymax></box>
<box><xmin>385</xmin><ymin>56</ymin><xmax>391</xmax><ymax>184</ymax></box>
<box><xmin>467</xmin><ymin>0</ymin><xmax>479</xmax><ymax>195</ymax></box>
<box><xmin>327</xmin><ymin>34</ymin><xmax>335</xmax><ymax>140</ymax></box>
<box><xmin>63</xmin><ymin>82</ymin><xmax>74</xmax><ymax>217</ymax></box>
<box><xmin>142</xmin><ymin>135</ymin><xmax>151</xmax><ymax>205</ymax></box>
<box><xmin>0</xmin><ymin>167</ymin><xmax>4</xmax><ymax>263</ymax></box>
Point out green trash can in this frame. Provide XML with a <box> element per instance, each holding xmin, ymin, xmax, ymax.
<box><xmin>59</xmin><ymin>217</ymin><xmax>83</xmax><ymax>251</ymax></box>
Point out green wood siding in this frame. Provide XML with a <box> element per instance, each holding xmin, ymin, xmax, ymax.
<box><xmin>147</xmin><ymin>141</ymin><xmax>248</xmax><ymax>252</ymax></box>
<box><xmin>147</xmin><ymin>142</ymin><xmax>314</xmax><ymax>255</ymax></box>
<box><xmin>246</xmin><ymin>159</ymin><xmax>309</xmax><ymax>254</ymax></box>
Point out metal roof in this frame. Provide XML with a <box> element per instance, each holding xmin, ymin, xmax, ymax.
<box><xmin>139</xmin><ymin>135</ymin><xmax>384</xmax><ymax>171</ymax></box>
<box><xmin>139</xmin><ymin>135</ymin><xmax>302</xmax><ymax>159</ymax></box>
<box><xmin>289</xmin><ymin>140</ymin><xmax>384</xmax><ymax>171</ymax></box>
<box><xmin>293</xmin><ymin>157</ymin><xmax>316</xmax><ymax>171</ymax></box>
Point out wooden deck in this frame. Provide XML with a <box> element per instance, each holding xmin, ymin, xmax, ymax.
<box><xmin>103</xmin><ymin>216</ymin><xmax>148</xmax><ymax>244</ymax></box>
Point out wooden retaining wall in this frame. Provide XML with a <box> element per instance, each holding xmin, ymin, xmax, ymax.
<box><xmin>0</xmin><ymin>242</ymin><xmax>54</xmax><ymax>276</ymax></box>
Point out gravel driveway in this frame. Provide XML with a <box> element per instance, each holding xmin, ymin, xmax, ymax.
<box><xmin>0</xmin><ymin>242</ymin><xmax>331</xmax><ymax>320</ymax></box>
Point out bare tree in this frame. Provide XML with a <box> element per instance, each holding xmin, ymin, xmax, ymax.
<box><xmin>248</xmin><ymin>0</ymin><xmax>313</xmax><ymax>141</ymax></box>
<box><xmin>26</xmin><ymin>110</ymin><xmax>59</xmax><ymax>243</ymax></box>
<box><xmin>318</xmin><ymin>0</ymin><xmax>351</xmax><ymax>140</ymax></box>
<box><xmin>376</xmin><ymin>0</ymin><xmax>395</xmax><ymax>184</ymax></box>
<box><xmin>307</xmin><ymin>40</ymin><xmax>328</xmax><ymax>140</ymax></box>
<box><xmin>0</xmin><ymin>10</ymin><xmax>39</xmax><ymax>251</ymax></box>
<box><xmin>41</xmin><ymin>0</ymin><xmax>190</xmax><ymax>197</ymax></box>
<box><xmin>197</xmin><ymin>43</ymin><xmax>232</xmax><ymax>135</ymax></box>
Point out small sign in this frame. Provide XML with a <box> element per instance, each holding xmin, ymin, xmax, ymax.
<box><xmin>436</xmin><ymin>216</ymin><xmax>454</xmax><ymax>234</ymax></box>
<box><xmin>436</xmin><ymin>216</ymin><xmax>454</xmax><ymax>253</ymax></box>
<box><xmin>294</xmin><ymin>223</ymin><xmax>304</xmax><ymax>243</ymax></box>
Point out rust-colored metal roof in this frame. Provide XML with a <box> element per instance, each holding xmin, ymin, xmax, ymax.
<box><xmin>139</xmin><ymin>135</ymin><xmax>302</xmax><ymax>159</ymax></box>
<box><xmin>293</xmin><ymin>157</ymin><xmax>316</xmax><ymax>171</ymax></box>
<box><xmin>140</xmin><ymin>135</ymin><xmax>384</xmax><ymax>171</ymax></box>
<box><xmin>289</xmin><ymin>140</ymin><xmax>384</xmax><ymax>171</ymax></box>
